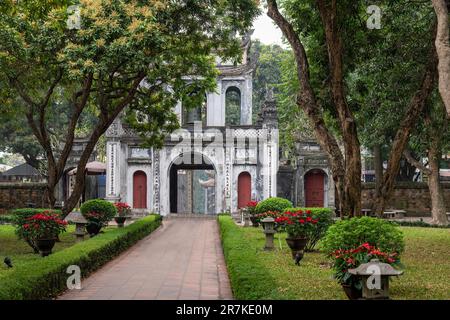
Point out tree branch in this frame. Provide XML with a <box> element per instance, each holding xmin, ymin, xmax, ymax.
<box><xmin>403</xmin><ymin>148</ymin><xmax>431</xmax><ymax>174</ymax></box>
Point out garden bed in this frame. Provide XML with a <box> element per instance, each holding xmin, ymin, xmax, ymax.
<box><xmin>218</xmin><ymin>216</ymin><xmax>450</xmax><ymax>300</ymax></box>
<box><xmin>0</xmin><ymin>214</ymin><xmax>162</xmax><ymax>300</ymax></box>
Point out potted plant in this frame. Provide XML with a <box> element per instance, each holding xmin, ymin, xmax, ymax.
<box><xmin>16</xmin><ymin>211</ymin><xmax>67</xmax><ymax>256</ymax></box>
<box><xmin>245</xmin><ymin>201</ymin><xmax>259</xmax><ymax>227</ymax></box>
<box><xmin>321</xmin><ymin>217</ymin><xmax>404</xmax><ymax>300</ymax></box>
<box><xmin>276</xmin><ymin>209</ymin><xmax>319</xmax><ymax>259</ymax></box>
<box><xmin>114</xmin><ymin>202</ymin><xmax>132</xmax><ymax>227</ymax></box>
<box><xmin>330</xmin><ymin>243</ymin><xmax>401</xmax><ymax>300</ymax></box>
<box><xmin>13</xmin><ymin>208</ymin><xmax>62</xmax><ymax>254</ymax></box>
<box><xmin>80</xmin><ymin>199</ymin><xmax>117</xmax><ymax>236</ymax></box>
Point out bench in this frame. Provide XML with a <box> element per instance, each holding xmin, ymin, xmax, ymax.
<box><xmin>383</xmin><ymin>211</ymin><xmax>396</xmax><ymax>219</ymax></box>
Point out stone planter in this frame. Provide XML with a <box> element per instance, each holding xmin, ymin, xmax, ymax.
<box><xmin>250</xmin><ymin>216</ymin><xmax>259</xmax><ymax>227</ymax></box>
<box><xmin>36</xmin><ymin>238</ymin><xmax>56</xmax><ymax>257</ymax></box>
<box><xmin>114</xmin><ymin>216</ymin><xmax>130</xmax><ymax>228</ymax></box>
<box><xmin>285</xmin><ymin>236</ymin><xmax>308</xmax><ymax>260</ymax></box>
<box><xmin>342</xmin><ymin>283</ymin><xmax>363</xmax><ymax>300</ymax></box>
<box><xmin>86</xmin><ymin>223</ymin><xmax>102</xmax><ymax>237</ymax></box>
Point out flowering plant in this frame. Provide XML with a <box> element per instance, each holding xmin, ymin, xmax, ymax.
<box><xmin>254</xmin><ymin>211</ymin><xmax>281</xmax><ymax>223</ymax></box>
<box><xmin>114</xmin><ymin>202</ymin><xmax>131</xmax><ymax>216</ymax></box>
<box><xmin>329</xmin><ymin>242</ymin><xmax>401</xmax><ymax>287</ymax></box>
<box><xmin>83</xmin><ymin>211</ymin><xmax>110</xmax><ymax>226</ymax></box>
<box><xmin>275</xmin><ymin>209</ymin><xmax>319</xmax><ymax>238</ymax></box>
<box><xmin>245</xmin><ymin>201</ymin><xmax>258</xmax><ymax>216</ymax></box>
<box><xmin>17</xmin><ymin>211</ymin><xmax>67</xmax><ymax>240</ymax></box>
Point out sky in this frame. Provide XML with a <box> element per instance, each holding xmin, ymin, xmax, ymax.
<box><xmin>252</xmin><ymin>11</ymin><xmax>285</xmax><ymax>47</ymax></box>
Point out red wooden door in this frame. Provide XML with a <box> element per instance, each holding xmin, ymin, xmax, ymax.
<box><xmin>305</xmin><ymin>170</ymin><xmax>324</xmax><ymax>207</ymax></box>
<box><xmin>133</xmin><ymin>171</ymin><xmax>147</xmax><ymax>209</ymax></box>
<box><xmin>238</xmin><ymin>172</ymin><xmax>251</xmax><ymax>209</ymax></box>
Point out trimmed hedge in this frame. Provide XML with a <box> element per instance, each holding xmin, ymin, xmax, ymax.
<box><xmin>0</xmin><ymin>214</ymin><xmax>162</xmax><ymax>300</ymax></box>
<box><xmin>219</xmin><ymin>215</ymin><xmax>281</xmax><ymax>300</ymax></box>
<box><xmin>390</xmin><ymin>220</ymin><xmax>450</xmax><ymax>228</ymax></box>
<box><xmin>255</xmin><ymin>197</ymin><xmax>293</xmax><ymax>214</ymax></box>
<box><xmin>0</xmin><ymin>215</ymin><xmax>13</xmax><ymax>225</ymax></box>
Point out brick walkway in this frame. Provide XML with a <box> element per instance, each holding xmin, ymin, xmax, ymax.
<box><xmin>59</xmin><ymin>218</ymin><xmax>233</xmax><ymax>300</ymax></box>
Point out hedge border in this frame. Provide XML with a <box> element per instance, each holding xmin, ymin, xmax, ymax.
<box><xmin>218</xmin><ymin>215</ymin><xmax>281</xmax><ymax>300</ymax></box>
<box><xmin>0</xmin><ymin>214</ymin><xmax>162</xmax><ymax>300</ymax></box>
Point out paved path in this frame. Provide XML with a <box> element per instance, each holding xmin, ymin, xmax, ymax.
<box><xmin>59</xmin><ymin>218</ymin><xmax>233</xmax><ymax>300</ymax></box>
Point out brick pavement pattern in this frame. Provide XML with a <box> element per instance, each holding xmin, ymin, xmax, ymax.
<box><xmin>59</xmin><ymin>218</ymin><xmax>233</xmax><ymax>300</ymax></box>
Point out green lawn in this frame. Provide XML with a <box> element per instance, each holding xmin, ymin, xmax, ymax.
<box><xmin>219</xmin><ymin>216</ymin><xmax>450</xmax><ymax>300</ymax></box>
<box><xmin>0</xmin><ymin>224</ymin><xmax>111</xmax><ymax>279</ymax></box>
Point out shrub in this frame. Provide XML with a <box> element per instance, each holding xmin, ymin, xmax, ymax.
<box><xmin>321</xmin><ymin>217</ymin><xmax>404</xmax><ymax>288</ymax></box>
<box><xmin>283</xmin><ymin>207</ymin><xmax>334</xmax><ymax>251</ymax></box>
<box><xmin>114</xmin><ymin>202</ymin><xmax>131</xmax><ymax>216</ymax></box>
<box><xmin>275</xmin><ymin>209</ymin><xmax>319</xmax><ymax>238</ymax></box>
<box><xmin>0</xmin><ymin>215</ymin><xmax>162</xmax><ymax>300</ymax></box>
<box><xmin>16</xmin><ymin>211</ymin><xmax>67</xmax><ymax>240</ymax></box>
<box><xmin>245</xmin><ymin>201</ymin><xmax>259</xmax><ymax>216</ymax></box>
<box><xmin>80</xmin><ymin>199</ymin><xmax>117</xmax><ymax>226</ymax></box>
<box><xmin>330</xmin><ymin>242</ymin><xmax>401</xmax><ymax>287</ymax></box>
<box><xmin>321</xmin><ymin>217</ymin><xmax>404</xmax><ymax>254</ymax></box>
<box><xmin>255</xmin><ymin>197</ymin><xmax>293</xmax><ymax>214</ymax></box>
<box><xmin>11</xmin><ymin>208</ymin><xmax>62</xmax><ymax>253</ymax></box>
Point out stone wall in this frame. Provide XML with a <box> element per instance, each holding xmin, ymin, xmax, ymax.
<box><xmin>362</xmin><ymin>182</ymin><xmax>450</xmax><ymax>215</ymax></box>
<box><xmin>0</xmin><ymin>183</ymin><xmax>49</xmax><ymax>210</ymax></box>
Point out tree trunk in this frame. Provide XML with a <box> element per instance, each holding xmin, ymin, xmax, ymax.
<box><xmin>268</xmin><ymin>0</ymin><xmax>361</xmax><ymax>217</ymax></box>
<box><xmin>428</xmin><ymin>142</ymin><xmax>448</xmax><ymax>225</ymax></box>
<box><xmin>432</xmin><ymin>0</ymin><xmax>450</xmax><ymax>117</ymax></box>
<box><xmin>373</xmin><ymin>144</ymin><xmax>383</xmax><ymax>199</ymax></box>
<box><xmin>374</xmin><ymin>41</ymin><xmax>438</xmax><ymax>216</ymax></box>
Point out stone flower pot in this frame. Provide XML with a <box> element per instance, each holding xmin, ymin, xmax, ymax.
<box><xmin>341</xmin><ymin>283</ymin><xmax>363</xmax><ymax>300</ymax></box>
<box><xmin>285</xmin><ymin>236</ymin><xmax>308</xmax><ymax>260</ymax></box>
<box><xmin>114</xmin><ymin>216</ymin><xmax>130</xmax><ymax>228</ymax></box>
<box><xmin>36</xmin><ymin>238</ymin><xmax>57</xmax><ymax>257</ymax></box>
<box><xmin>86</xmin><ymin>223</ymin><xmax>102</xmax><ymax>237</ymax></box>
<box><xmin>249</xmin><ymin>216</ymin><xmax>259</xmax><ymax>227</ymax></box>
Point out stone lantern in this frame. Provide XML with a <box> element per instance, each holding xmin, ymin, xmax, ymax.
<box><xmin>348</xmin><ymin>259</ymin><xmax>403</xmax><ymax>300</ymax></box>
<box><xmin>261</xmin><ymin>217</ymin><xmax>276</xmax><ymax>250</ymax></box>
<box><xmin>64</xmin><ymin>211</ymin><xmax>88</xmax><ymax>242</ymax></box>
<box><xmin>242</xmin><ymin>208</ymin><xmax>250</xmax><ymax>227</ymax></box>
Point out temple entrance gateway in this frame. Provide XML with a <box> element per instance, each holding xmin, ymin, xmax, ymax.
<box><xmin>169</xmin><ymin>154</ymin><xmax>216</xmax><ymax>214</ymax></box>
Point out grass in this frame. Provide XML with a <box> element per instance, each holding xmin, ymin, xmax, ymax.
<box><xmin>0</xmin><ymin>225</ymin><xmax>79</xmax><ymax>279</ymax></box>
<box><xmin>219</xmin><ymin>216</ymin><xmax>450</xmax><ymax>300</ymax></box>
<box><xmin>0</xmin><ymin>215</ymin><xmax>162</xmax><ymax>299</ymax></box>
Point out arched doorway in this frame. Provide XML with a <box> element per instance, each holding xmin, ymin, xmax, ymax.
<box><xmin>304</xmin><ymin>169</ymin><xmax>325</xmax><ymax>207</ymax></box>
<box><xmin>169</xmin><ymin>152</ymin><xmax>216</xmax><ymax>214</ymax></box>
<box><xmin>133</xmin><ymin>171</ymin><xmax>147</xmax><ymax>209</ymax></box>
<box><xmin>238</xmin><ymin>172</ymin><xmax>251</xmax><ymax>209</ymax></box>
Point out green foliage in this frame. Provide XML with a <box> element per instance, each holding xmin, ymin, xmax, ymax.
<box><xmin>255</xmin><ymin>197</ymin><xmax>293</xmax><ymax>214</ymax></box>
<box><xmin>219</xmin><ymin>216</ymin><xmax>450</xmax><ymax>299</ymax></box>
<box><xmin>80</xmin><ymin>199</ymin><xmax>117</xmax><ymax>225</ymax></box>
<box><xmin>219</xmin><ymin>215</ymin><xmax>283</xmax><ymax>299</ymax></box>
<box><xmin>283</xmin><ymin>207</ymin><xmax>334</xmax><ymax>251</ymax></box>
<box><xmin>15</xmin><ymin>210</ymin><xmax>67</xmax><ymax>241</ymax></box>
<box><xmin>12</xmin><ymin>208</ymin><xmax>62</xmax><ymax>230</ymax></box>
<box><xmin>0</xmin><ymin>215</ymin><xmax>161</xmax><ymax>300</ymax></box>
<box><xmin>11</xmin><ymin>208</ymin><xmax>63</xmax><ymax>252</ymax></box>
<box><xmin>321</xmin><ymin>217</ymin><xmax>405</xmax><ymax>255</ymax></box>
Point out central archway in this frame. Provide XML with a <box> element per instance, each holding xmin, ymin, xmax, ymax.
<box><xmin>169</xmin><ymin>152</ymin><xmax>217</xmax><ymax>214</ymax></box>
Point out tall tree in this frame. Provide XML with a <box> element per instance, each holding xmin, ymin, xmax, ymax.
<box><xmin>267</xmin><ymin>0</ymin><xmax>362</xmax><ymax>216</ymax></box>
<box><xmin>432</xmin><ymin>0</ymin><xmax>450</xmax><ymax>116</ymax></box>
<box><xmin>0</xmin><ymin>0</ymin><xmax>259</xmax><ymax>215</ymax></box>
<box><xmin>403</xmin><ymin>96</ymin><xmax>449</xmax><ymax>225</ymax></box>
